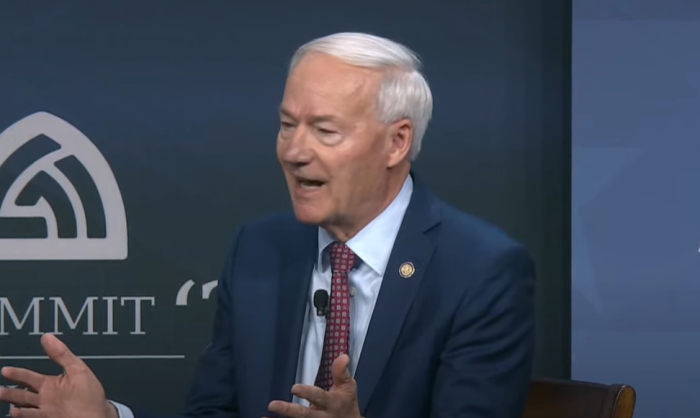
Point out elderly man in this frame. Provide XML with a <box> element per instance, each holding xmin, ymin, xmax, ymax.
<box><xmin>0</xmin><ymin>32</ymin><xmax>536</xmax><ymax>418</ymax></box>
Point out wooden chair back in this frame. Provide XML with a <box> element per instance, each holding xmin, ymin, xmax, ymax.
<box><xmin>521</xmin><ymin>378</ymin><xmax>636</xmax><ymax>418</ymax></box>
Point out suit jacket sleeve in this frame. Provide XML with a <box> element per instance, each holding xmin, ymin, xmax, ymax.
<box><xmin>430</xmin><ymin>245</ymin><xmax>536</xmax><ymax>418</ymax></box>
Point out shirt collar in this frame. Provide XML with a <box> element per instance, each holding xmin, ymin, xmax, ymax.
<box><xmin>317</xmin><ymin>174</ymin><xmax>413</xmax><ymax>276</ymax></box>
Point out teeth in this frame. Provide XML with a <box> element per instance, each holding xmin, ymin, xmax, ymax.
<box><xmin>300</xmin><ymin>181</ymin><xmax>320</xmax><ymax>189</ymax></box>
<box><xmin>298</xmin><ymin>178</ymin><xmax>323</xmax><ymax>189</ymax></box>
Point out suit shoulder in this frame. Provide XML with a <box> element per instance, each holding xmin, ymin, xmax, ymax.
<box><xmin>434</xmin><ymin>202</ymin><xmax>536</xmax><ymax>294</ymax></box>
<box><xmin>438</xmin><ymin>202</ymin><xmax>530</xmax><ymax>263</ymax></box>
<box><xmin>224</xmin><ymin>210</ymin><xmax>312</xmax><ymax>249</ymax></box>
<box><xmin>239</xmin><ymin>210</ymin><xmax>302</xmax><ymax>233</ymax></box>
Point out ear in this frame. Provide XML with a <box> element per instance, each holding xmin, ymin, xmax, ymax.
<box><xmin>386</xmin><ymin>118</ymin><xmax>413</xmax><ymax>168</ymax></box>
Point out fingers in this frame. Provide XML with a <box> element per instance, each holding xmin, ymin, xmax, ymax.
<box><xmin>1</xmin><ymin>367</ymin><xmax>46</xmax><ymax>392</ymax></box>
<box><xmin>9</xmin><ymin>407</ymin><xmax>46</xmax><ymax>418</ymax></box>
<box><xmin>0</xmin><ymin>386</ymin><xmax>40</xmax><ymax>408</ymax></box>
<box><xmin>41</xmin><ymin>333</ymin><xmax>84</xmax><ymax>372</ymax></box>
<box><xmin>268</xmin><ymin>400</ymin><xmax>321</xmax><ymax>418</ymax></box>
<box><xmin>331</xmin><ymin>354</ymin><xmax>353</xmax><ymax>386</ymax></box>
<box><xmin>291</xmin><ymin>384</ymin><xmax>330</xmax><ymax>408</ymax></box>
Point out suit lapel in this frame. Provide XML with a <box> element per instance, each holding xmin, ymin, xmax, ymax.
<box><xmin>270</xmin><ymin>223</ymin><xmax>317</xmax><ymax>406</ymax></box>
<box><xmin>354</xmin><ymin>175</ymin><xmax>441</xmax><ymax>414</ymax></box>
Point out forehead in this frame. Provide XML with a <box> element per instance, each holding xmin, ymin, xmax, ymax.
<box><xmin>281</xmin><ymin>53</ymin><xmax>383</xmax><ymax>119</ymax></box>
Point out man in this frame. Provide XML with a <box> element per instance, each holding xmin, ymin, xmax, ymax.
<box><xmin>0</xmin><ymin>32</ymin><xmax>536</xmax><ymax>418</ymax></box>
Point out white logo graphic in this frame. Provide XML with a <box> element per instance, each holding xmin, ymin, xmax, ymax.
<box><xmin>175</xmin><ymin>279</ymin><xmax>219</xmax><ymax>306</ymax></box>
<box><xmin>0</xmin><ymin>112</ymin><xmax>127</xmax><ymax>260</ymax></box>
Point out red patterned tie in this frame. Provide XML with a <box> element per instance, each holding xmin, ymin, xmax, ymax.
<box><xmin>315</xmin><ymin>242</ymin><xmax>357</xmax><ymax>390</ymax></box>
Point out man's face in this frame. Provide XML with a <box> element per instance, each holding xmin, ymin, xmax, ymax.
<box><xmin>277</xmin><ymin>53</ymin><xmax>404</xmax><ymax>235</ymax></box>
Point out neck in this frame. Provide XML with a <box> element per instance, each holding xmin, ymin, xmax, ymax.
<box><xmin>325</xmin><ymin>166</ymin><xmax>410</xmax><ymax>242</ymax></box>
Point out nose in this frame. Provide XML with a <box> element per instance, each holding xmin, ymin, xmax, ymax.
<box><xmin>280</xmin><ymin>125</ymin><xmax>313</xmax><ymax>168</ymax></box>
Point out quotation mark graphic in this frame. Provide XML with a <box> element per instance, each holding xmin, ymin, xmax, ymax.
<box><xmin>175</xmin><ymin>279</ymin><xmax>218</xmax><ymax>306</ymax></box>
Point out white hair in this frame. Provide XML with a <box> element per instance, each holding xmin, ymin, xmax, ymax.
<box><xmin>289</xmin><ymin>32</ymin><xmax>433</xmax><ymax>161</ymax></box>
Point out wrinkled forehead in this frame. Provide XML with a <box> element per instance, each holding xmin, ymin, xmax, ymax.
<box><xmin>281</xmin><ymin>53</ymin><xmax>384</xmax><ymax>120</ymax></box>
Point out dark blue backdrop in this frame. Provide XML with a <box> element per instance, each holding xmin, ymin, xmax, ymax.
<box><xmin>0</xmin><ymin>1</ymin><xmax>569</xmax><ymax>413</ymax></box>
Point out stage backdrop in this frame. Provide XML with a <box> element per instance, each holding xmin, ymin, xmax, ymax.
<box><xmin>0</xmin><ymin>1</ymin><xmax>570</xmax><ymax>414</ymax></box>
<box><xmin>572</xmin><ymin>0</ymin><xmax>700</xmax><ymax>417</ymax></box>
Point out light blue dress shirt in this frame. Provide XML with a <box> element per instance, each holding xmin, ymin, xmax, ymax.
<box><xmin>292</xmin><ymin>174</ymin><xmax>412</xmax><ymax>406</ymax></box>
<box><xmin>112</xmin><ymin>175</ymin><xmax>413</xmax><ymax>417</ymax></box>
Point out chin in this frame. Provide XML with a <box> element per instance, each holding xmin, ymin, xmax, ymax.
<box><xmin>292</xmin><ymin>205</ymin><xmax>326</xmax><ymax>225</ymax></box>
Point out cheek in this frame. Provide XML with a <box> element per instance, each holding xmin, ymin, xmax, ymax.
<box><xmin>333</xmin><ymin>152</ymin><xmax>376</xmax><ymax>185</ymax></box>
<box><xmin>333</xmin><ymin>172</ymin><xmax>368</xmax><ymax>201</ymax></box>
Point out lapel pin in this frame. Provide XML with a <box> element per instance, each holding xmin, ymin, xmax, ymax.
<box><xmin>399</xmin><ymin>261</ymin><xmax>415</xmax><ymax>278</ymax></box>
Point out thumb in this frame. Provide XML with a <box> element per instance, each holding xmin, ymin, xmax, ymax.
<box><xmin>331</xmin><ymin>354</ymin><xmax>353</xmax><ymax>386</ymax></box>
<box><xmin>41</xmin><ymin>333</ymin><xmax>83</xmax><ymax>371</ymax></box>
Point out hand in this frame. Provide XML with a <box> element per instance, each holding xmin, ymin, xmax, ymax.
<box><xmin>0</xmin><ymin>333</ymin><xmax>118</xmax><ymax>418</ymax></box>
<box><xmin>266</xmin><ymin>354</ymin><xmax>361</xmax><ymax>418</ymax></box>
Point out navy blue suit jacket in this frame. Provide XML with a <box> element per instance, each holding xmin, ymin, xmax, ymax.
<box><xmin>134</xmin><ymin>176</ymin><xmax>536</xmax><ymax>418</ymax></box>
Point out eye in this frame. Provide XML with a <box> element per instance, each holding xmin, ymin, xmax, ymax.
<box><xmin>280</xmin><ymin>121</ymin><xmax>295</xmax><ymax>130</ymax></box>
<box><xmin>315</xmin><ymin>127</ymin><xmax>342</xmax><ymax>145</ymax></box>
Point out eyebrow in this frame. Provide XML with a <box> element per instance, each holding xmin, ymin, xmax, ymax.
<box><xmin>279</xmin><ymin>106</ymin><xmax>340</xmax><ymax>124</ymax></box>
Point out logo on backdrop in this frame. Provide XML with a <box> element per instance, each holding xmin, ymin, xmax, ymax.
<box><xmin>175</xmin><ymin>279</ymin><xmax>219</xmax><ymax>306</ymax></box>
<box><xmin>0</xmin><ymin>112</ymin><xmax>127</xmax><ymax>260</ymax></box>
<box><xmin>0</xmin><ymin>278</ymin><xmax>221</xmax><ymax>337</ymax></box>
<box><xmin>0</xmin><ymin>279</ymin><xmax>218</xmax><ymax>337</ymax></box>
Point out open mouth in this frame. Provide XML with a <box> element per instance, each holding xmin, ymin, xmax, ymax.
<box><xmin>296</xmin><ymin>177</ymin><xmax>325</xmax><ymax>189</ymax></box>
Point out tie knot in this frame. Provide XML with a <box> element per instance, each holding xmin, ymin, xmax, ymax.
<box><xmin>329</xmin><ymin>242</ymin><xmax>356</xmax><ymax>274</ymax></box>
